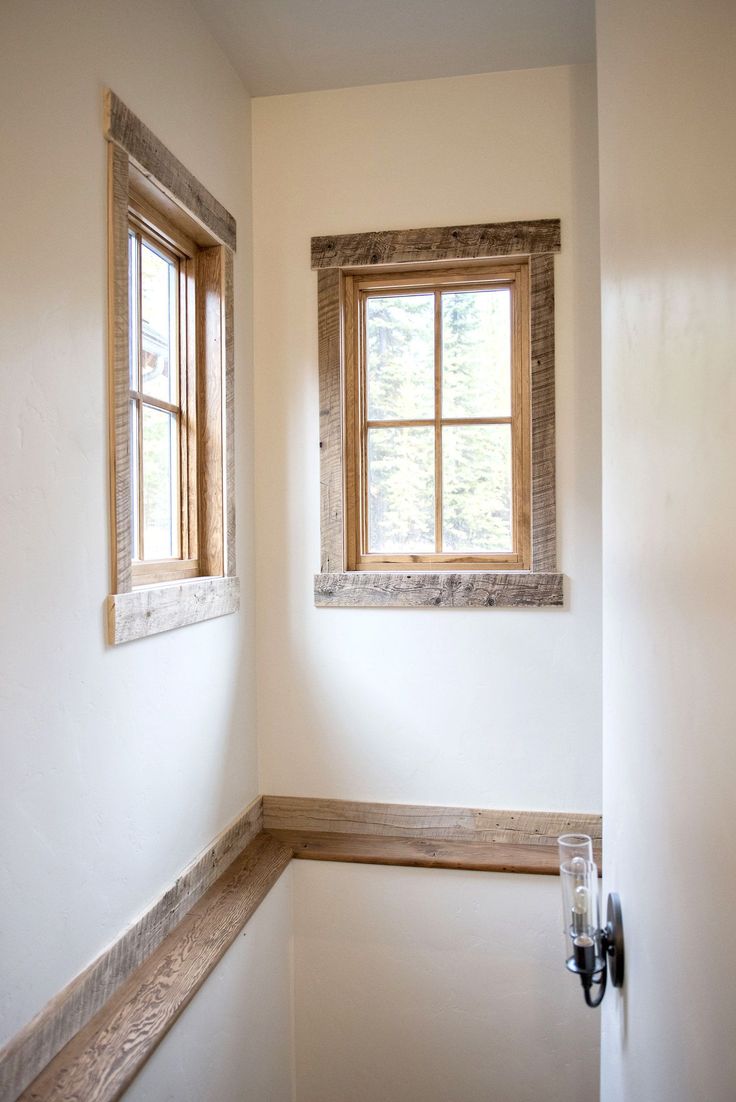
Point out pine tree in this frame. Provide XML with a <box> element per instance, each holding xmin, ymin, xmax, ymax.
<box><xmin>365</xmin><ymin>288</ymin><xmax>512</xmax><ymax>554</ymax></box>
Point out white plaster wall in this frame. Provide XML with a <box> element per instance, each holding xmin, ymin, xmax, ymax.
<box><xmin>0</xmin><ymin>0</ymin><xmax>265</xmax><ymax>1054</ymax></box>
<box><xmin>597</xmin><ymin>1</ymin><xmax>736</xmax><ymax>1099</ymax></box>
<box><xmin>124</xmin><ymin>869</ymin><xmax>295</xmax><ymax>1102</ymax></box>
<box><xmin>293</xmin><ymin>861</ymin><xmax>598</xmax><ymax>1102</ymax></box>
<box><xmin>252</xmin><ymin>65</ymin><xmax>601</xmax><ymax>1101</ymax></box>
<box><xmin>252</xmin><ymin>65</ymin><xmax>602</xmax><ymax>811</ymax></box>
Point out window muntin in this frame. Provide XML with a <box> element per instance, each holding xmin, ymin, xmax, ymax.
<box><xmin>127</xmin><ymin>210</ymin><xmax>198</xmax><ymax>585</ymax></box>
<box><xmin>345</xmin><ymin>263</ymin><xmax>531</xmax><ymax>571</ymax></box>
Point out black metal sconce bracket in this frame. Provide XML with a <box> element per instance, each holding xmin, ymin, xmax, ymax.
<box><xmin>566</xmin><ymin>892</ymin><xmax>624</xmax><ymax>1008</ymax></box>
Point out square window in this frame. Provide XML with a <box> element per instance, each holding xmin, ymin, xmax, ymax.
<box><xmin>344</xmin><ymin>264</ymin><xmax>530</xmax><ymax>572</ymax></box>
<box><xmin>311</xmin><ymin>220</ymin><xmax>563</xmax><ymax>608</ymax></box>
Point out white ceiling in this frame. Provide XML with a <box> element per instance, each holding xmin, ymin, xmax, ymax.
<box><xmin>192</xmin><ymin>0</ymin><xmax>596</xmax><ymax>97</ymax></box>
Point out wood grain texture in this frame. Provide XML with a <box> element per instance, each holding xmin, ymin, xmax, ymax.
<box><xmin>128</xmin><ymin>164</ymin><xmax>219</xmax><ymax>252</ymax></box>
<box><xmin>263</xmin><ymin>797</ymin><xmax>600</xmax><ymax>851</ymax></box>
<box><xmin>265</xmin><ymin>797</ymin><xmax>601</xmax><ymax>875</ymax></box>
<box><xmin>0</xmin><ymin>799</ymin><xmax>263</xmax><ymax>1102</ymax></box>
<box><xmin>224</xmin><ymin>248</ymin><xmax>236</xmax><ymax>577</ymax></box>
<box><xmin>106</xmin><ymin>93</ymin><xmax>239</xmax><ymax>643</ymax></box>
<box><xmin>19</xmin><ymin>833</ymin><xmax>290</xmax><ymax>1102</ymax></box>
<box><xmin>530</xmin><ymin>254</ymin><xmax>557</xmax><ymax>571</ymax></box>
<box><xmin>314</xmin><ymin>571</ymin><xmax>563</xmax><ymax>608</ymax></box>
<box><xmin>314</xmin><ymin>229</ymin><xmax>560</xmax><ymax>604</ymax></box>
<box><xmin>104</xmin><ymin>90</ymin><xmax>236</xmax><ymax>251</ymax></box>
<box><xmin>107</xmin><ymin>577</ymin><xmax>239</xmax><ymax>645</ymax></box>
<box><xmin>107</xmin><ymin>143</ymin><xmax>132</xmax><ymax>594</ymax></box>
<box><xmin>131</xmin><ymin>558</ymin><xmax>200</xmax><ymax>586</ymax></box>
<box><xmin>197</xmin><ymin>247</ymin><xmax>225</xmax><ymax>578</ymax></box>
<box><xmin>311</xmin><ymin>219</ymin><xmax>560</xmax><ymax>269</ymax></box>
<box><xmin>270</xmin><ymin>831</ymin><xmax>565</xmax><ymax>874</ymax></box>
<box><xmin>3</xmin><ymin>794</ymin><xmax>598</xmax><ymax>1099</ymax></box>
<box><xmin>318</xmin><ymin>268</ymin><xmax>344</xmax><ymax>572</ymax></box>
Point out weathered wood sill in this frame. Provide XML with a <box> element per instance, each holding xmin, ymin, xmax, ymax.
<box><xmin>314</xmin><ymin>571</ymin><xmax>564</xmax><ymax>608</ymax></box>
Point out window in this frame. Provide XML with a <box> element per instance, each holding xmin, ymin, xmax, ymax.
<box><xmin>128</xmin><ymin>209</ymin><xmax>198</xmax><ymax>585</ymax></box>
<box><xmin>105</xmin><ymin>90</ymin><xmax>239</xmax><ymax>643</ymax></box>
<box><xmin>312</xmin><ymin>220</ymin><xmax>563</xmax><ymax>608</ymax></box>
<box><xmin>344</xmin><ymin>263</ymin><xmax>530</xmax><ymax>572</ymax></box>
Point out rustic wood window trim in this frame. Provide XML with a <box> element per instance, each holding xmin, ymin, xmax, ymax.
<box><xmin>311</xmin><ymin>220</ymin><xmax>564</xmax><ymax>608</ymax></box>
<box><xmin>104</xmin><ymin>90</ymin><xmax>238</xmax><ymax>643</ymax></box>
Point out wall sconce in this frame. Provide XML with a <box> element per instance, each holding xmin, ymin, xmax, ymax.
<box><xmin>558</xmin><ymin>834</ymin><xmax>624</xmax><ymax>1008</ymax></box>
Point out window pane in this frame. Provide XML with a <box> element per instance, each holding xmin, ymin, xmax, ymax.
<box><xmin>128</xmin><ymin>231</ymin><xmax>139</xmax><ymax>389</ymax></box>
<box><xmin>442</xmin><ymin>424</ymin><xmax>512</xmax><ymax>552</ymax></box>
<box><xmin>367</xmin><ymin>426</ymin><xmax>435</xmax><ymax>552</ymax></box>
<box><xmin>442</xmin><ymin>288</ymin><xmax>511</xmax><ymax>418</ymax></box>
<box><xmin>366</xmin><ymin>294</ymin><xmax>434</xmax><ymax>421</ymax></box>
<box><xmin>142</xmin><ymin>405</ymin><xmax>179</xmax><ymax>559</ymax></box>
<box><xmin>130</xmin><ymin>399</ymin><xmax>140</xmax><ymax>559</ymax></box>
<box><xmin>141</xmin><ymin>241</ymin><xmax>177</xmax><ymax>403</ymax></box>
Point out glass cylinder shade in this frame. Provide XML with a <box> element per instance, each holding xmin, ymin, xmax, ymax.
<box><xmin>559</xmin><ymin>834</ymin><xmax>600</xmax><ymax>967</ymax></box>
<box><xmin>558</xmin><ymin>833</ymin><xmax>594</xmax><ymax>867</ymax></box>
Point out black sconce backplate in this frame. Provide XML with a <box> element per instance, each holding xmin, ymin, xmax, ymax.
<box><xmin>606</xmin><ymin>892</ymin><xmax>624</xmax><ymax>988</ymax></box>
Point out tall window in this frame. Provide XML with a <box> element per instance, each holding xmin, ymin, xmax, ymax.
<box><xmin>106</xmin><ymin>90</ymin><xmax>238</xmax><ymax>644</ymax></box>
<box><xmin>127</xmin><ymin>212</ymin><xmax>198</xmax><ymax>585</ymax></box>
<box><xmin>344</xmin><ymin>262</ymin><xmax>531</xmax><ymax>572</ymax></box>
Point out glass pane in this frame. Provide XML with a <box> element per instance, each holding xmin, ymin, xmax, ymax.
<box><xmin>442</xmin><ymin>288</ymin><xmax>511</xmax><ymax>418</ymax></box>
<box><xmin>141</xmin><ymin>241</ymin><xmax>177</xmax><ymax>403</ymax></box>
<box><xmin>442</xmin><ymin>425</ymin><xmax>512</xmax><ymax>552</ymax></box>
<box><xmin>130</xmin><ymin>400</ymin><xmax>140</xmax><ymax>559</ymax></box>
<box><xmin>366</xmin><ymin>294</ymin><xmax>434</xmax><ymax>421</ymax></box>
<box><xmin>367</xmin><ymin>426</ymin><xmax>435</xmax><ymax>553</ymax></box>
<box><xmin>128</xmin><ymin>231</ymin><xmax>139</xmax><ymax>389</ymax></box>
<box><xmin>142</xmin><ymin>405</ymin><xmax>179</xmax><ymax>559</ymax></box>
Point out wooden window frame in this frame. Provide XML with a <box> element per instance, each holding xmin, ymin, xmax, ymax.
<box><xmin>345</xmin><ymin>262</ymin><xmax>531</xmax><ymax>572</ymax></box>
<box><xmin>311</xmin><ymin>220</ymin><xmax>564</xmax><ymax>609</ymax></box>
<box><xmin>105</xmin><ymin>90</ymin><xmax>238</xmax><ymax>643</ymax></box>
<box><xmin>127</xmin><ymin>208</ymin><xmax>199</xmax><ymax>585</ymax></box>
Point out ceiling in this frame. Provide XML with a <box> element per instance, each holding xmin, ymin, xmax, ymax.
<box><xmin>192</xmin><ymin>0</ymin><xmax>596</xmax><ymax>97</ymax></box>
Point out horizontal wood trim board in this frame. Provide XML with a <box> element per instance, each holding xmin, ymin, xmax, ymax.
<box><xmin>270</xmin><ymin>831</ymin><xmax>565</xmax><ymax>875</ymax></box>
<box><xmin>263</xmin><ymin>797</ymin><xmax>601</xmax><ymax>856</ymax></box>
<box><xmin>0</xmin><ymin>798</ymin><xmax>263</xmax><ymax>1102</ymax></box>
<box><xmin>311</xmin><ymin>219</ymin><xmax>561</xmax><ymax>269</ymax></box>
<box><xmin>19</xmin><ymin>834</ymin><xmax>291</xmax><ymax>1102</ymax></box>
<box><xmin>104</xmin><ymin>90</ymin><xmax>236</xmax><ymax>251</ymax></box>
<box><xmin>265</xmin><ymin>794</ymin><xmax>601</xmax><ymax>874</ymax></box>
<box><xmin>4</xmin><ymin>796</ymin><xmax>599</xmax><ymax>1101</ymax></box>
<box><xmin>108</xmin><ymin>576</ymin><xmax>240</xmax><ymax>645</ymax></box>
<box><xmin>314</xmin><ymin>572</ymin><xmax>564</xmax><ymax>608</ymax></box>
